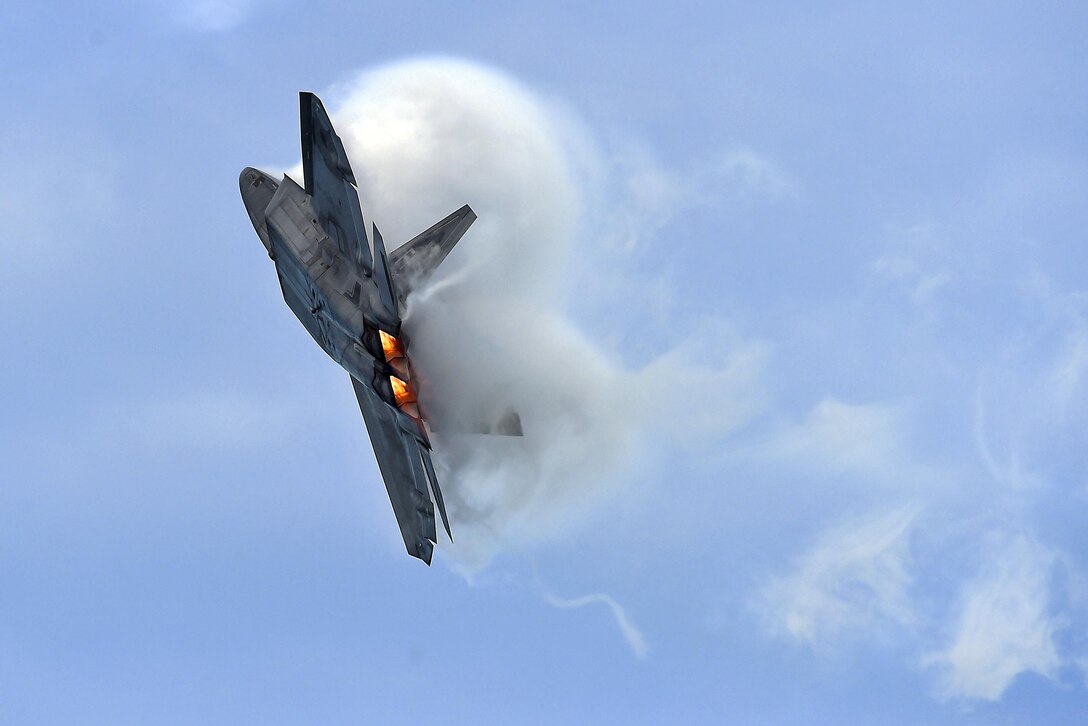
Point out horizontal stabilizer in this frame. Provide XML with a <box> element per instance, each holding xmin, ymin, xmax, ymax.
<box><xmin>431</xmin><ymin>408</ymin><xmax>524</xmax><ymax>437</ymax></box>
<box><xmin>388</xmin><ymin>205</ymin><xmax>476</xmax><ymax>303</ymax></box>
<box><xmin>492</xmin><ymin>409</ymin><xmax>524</xmax><ymax>436</ymax></box>
<box><xmin>238</xmin><ymin>167</ymin><xmax>280</xmax><ymax>253</ymax></box>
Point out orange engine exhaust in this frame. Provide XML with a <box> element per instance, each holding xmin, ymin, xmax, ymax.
<box><xmin>380</xmin><ymin>331</ymin><xmax>421</xmax><ymax>420</ymax></box>
<box><xmin>379</xmin><ymin>330</ymin><xmax>405</xmax><ymax>361</ymax></box>
<box><xmin>389</xmin><ymin>375</ymin><xmax>415</xmax><ymax>406</ymax></box>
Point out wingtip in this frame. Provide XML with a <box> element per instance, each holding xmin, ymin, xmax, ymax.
<box><xmin>416</xmin><ymin>539</ymin><xmax>434</xmax><ymax>565</ymax></box>
<box><xmin>420</xmin><ymin>449</ymin><xmax>453</xmax><ymax>543</ymax></box>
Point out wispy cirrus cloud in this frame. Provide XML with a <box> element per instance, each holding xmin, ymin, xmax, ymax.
<box><xmin>600</xmin><ymin>142</ymin><xmax>798</xmax><ymax>255</ymax></box>
<box><xmin>758</xmin><ymin>507</ymin><xmax>919</xmax><ymax>647</ymax></box>
<box><xmin>756</xmin><ymin>398</ymin><xmax>911</xmax><ymax>479</ymax></box>
<box><xmin>927</xmin><ymin>535</ymin><xmax>1061</xmax><ymax>701</ymax></box>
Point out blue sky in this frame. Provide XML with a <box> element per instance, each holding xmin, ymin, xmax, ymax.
<box><xmin>2</xmin><ymin>2</ymin><xmax>1087</xmax><ymax>724</ymax></box>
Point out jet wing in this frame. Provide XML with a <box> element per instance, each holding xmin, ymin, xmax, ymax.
<box><xmin>389</xmin><ymin>204</ymin><xmax>476</xmax><ymax>304</ymax></box>
<box><xmin>349</xmin><ymin>375</ymin><xmax>451</xmax><ymax>564</ymax></box>
<box><xmin>300</xmin><ymin>91</ymin><xmax>373</xmax><ymax>274</ymax></box>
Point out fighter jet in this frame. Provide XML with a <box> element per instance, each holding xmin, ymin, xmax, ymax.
<box><xmin>239</xmin><ymin>92</ymin><xmax>480</xmax><ymax>564</ymax></box>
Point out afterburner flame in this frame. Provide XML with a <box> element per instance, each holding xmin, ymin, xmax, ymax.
<box><xmin>380</xmin><ymin>331</ymin><xmax>421</xmax><ymax>419</ymax></box>
<box><xmin>390</xmin><ymin>375</ymin><xmax>414</xmax><ymax>406</ymax></box>
<box><xmin>380</xmin><ymin>330</ymin><xmax>405</xmax><ymax>361</ymax></box>
<box><xmin>390</xmin><ymin>375</ymin><xmax>421</xmax><ymax>419</ymax></box>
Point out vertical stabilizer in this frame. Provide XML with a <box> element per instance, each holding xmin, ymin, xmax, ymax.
<box><xmin>371</xmin><ymin>224</ymin><xmax>398</xmax><ymax>321</ymax></box>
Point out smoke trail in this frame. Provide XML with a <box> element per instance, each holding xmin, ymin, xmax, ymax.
<box><xmin>542</xmin><ymin>589</ymin><xmax>650</xmax><ymax>660</ymax></box>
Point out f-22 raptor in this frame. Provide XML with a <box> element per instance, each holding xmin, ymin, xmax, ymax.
<box><xmin>240</xmin><ymin>92</ymin><xmax>490</xmax><ymax>564</ymax></box>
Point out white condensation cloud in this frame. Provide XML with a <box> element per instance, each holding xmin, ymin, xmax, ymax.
<box><xmin>323</xmin><ymin>58</ymin><xmax>766</xmax><ymax>569</ymax></box>
<box><xmin>332</xmin><ymin>59</ymin><xmax>580</xmax><ymax>301</ymax></box>
<box><xmin>757</xmin><ymin>398</ymin><xmax>911</xmax><ymax>480</ymax></box>
<box><xmin>758</xmin><ymin>507</ymin><xmax>918</xmax><ymax>646</ymax></box>
<box><xmin>928</xmin><ymin>535</ymin><xmax>1061</xmax><ymax>701</ymax></box>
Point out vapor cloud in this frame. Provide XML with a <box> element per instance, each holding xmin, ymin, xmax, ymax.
<box><xmin>325</xmin><ymin>58</ymin><xmax>763</xmax><ymax>570</ymax></box>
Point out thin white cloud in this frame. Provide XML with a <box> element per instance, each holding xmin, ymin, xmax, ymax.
<box><xmin>1024</xmin><ymin>272</ymin><xmax>1088</xmax><ymax>420</ymax></box>
<box><xmin>928</xmin><ymin>535</ymin><xmax>1061</xmax><ymax>701</ymax></box>
<box><xmin>704</xmin><ymin>147</ymin><xmax>800</xmax><ymax>202</ymax></box>
<box><xmin>606</xmin><ymin>144</ymin><xmax>686</xmax><ymax>254</ymax></box>
<box><xmin>972</xmin><ymin>378</ymin><xmax>1043</xmax><ymax>492</ymax></box>
<box><xmin>758</xmin><ymin>397</ymin><xmax>910</xmax><ymax>479</ymax></box>
<box><xmin>911</xmin><ymin>272</ymin><xmax>953</xmax><ymax>305</ymax></box>
<box><xmin>759</xmin><ymin>507</ymin><xmax>918</xmax><ymax>646</ymax></box>
<box><xmin>866</xmin><ymin>223</ymin><xmax>954</xmax><ymax>307</ymax></box>
<box><xmin>600</xmin><ymin>141</ymin><xmax>797</xmax><ymax>255</ymax></box>
<box><xmin>173</xmin><ymin>0</ymin><xmax>257</xmax><ymax>31</ymax></box>
<box><xmin>972</xmin><ymin>271</ymin><xmax>1088</xmax><ymax>493</ymax></box>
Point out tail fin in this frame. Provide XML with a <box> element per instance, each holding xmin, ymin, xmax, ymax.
<box><xmin>428</xmin><ymin>408</ymin><xmax>524</xmax><ymax>437</ymax></box>
<box><xmin>371</xmin><ymin>223</ymin><xmax>398</xmax><ymax>320</ymax></box>
<box><xmin>492</xmin><ymin>408</ymin><xmax>524</xmax><ymax>436</ymax></box>
<box><xmin>388</xmin><ymin>205</ymin><xmax>476</xmax><ymax>304</ymax></box>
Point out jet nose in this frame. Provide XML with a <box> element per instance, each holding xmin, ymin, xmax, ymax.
<box><xmin>239</xmin><ymin>167</ymin><xmax>280</xmax><ymax>253</ymax></box>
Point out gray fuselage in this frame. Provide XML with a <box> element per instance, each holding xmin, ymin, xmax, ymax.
<box><xmin>241</xmin><ymin>167</ymin><xmax>400</xmax><ymax>393</ymax></box>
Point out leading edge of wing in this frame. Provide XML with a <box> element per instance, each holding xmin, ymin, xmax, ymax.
<box><xmin>349</xmin><ymin>374</ymin><xmax>451</xmax><ymax>564</ymax></box>
<box><xmin>299</xmin><ymin>91</ymin><xmax>373</xmax><ymax>273</ymax></box>
<box><xmin>299</xmin><ymin>91</ymin><xmax>355</xmax><ymax>194</ymax></box>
